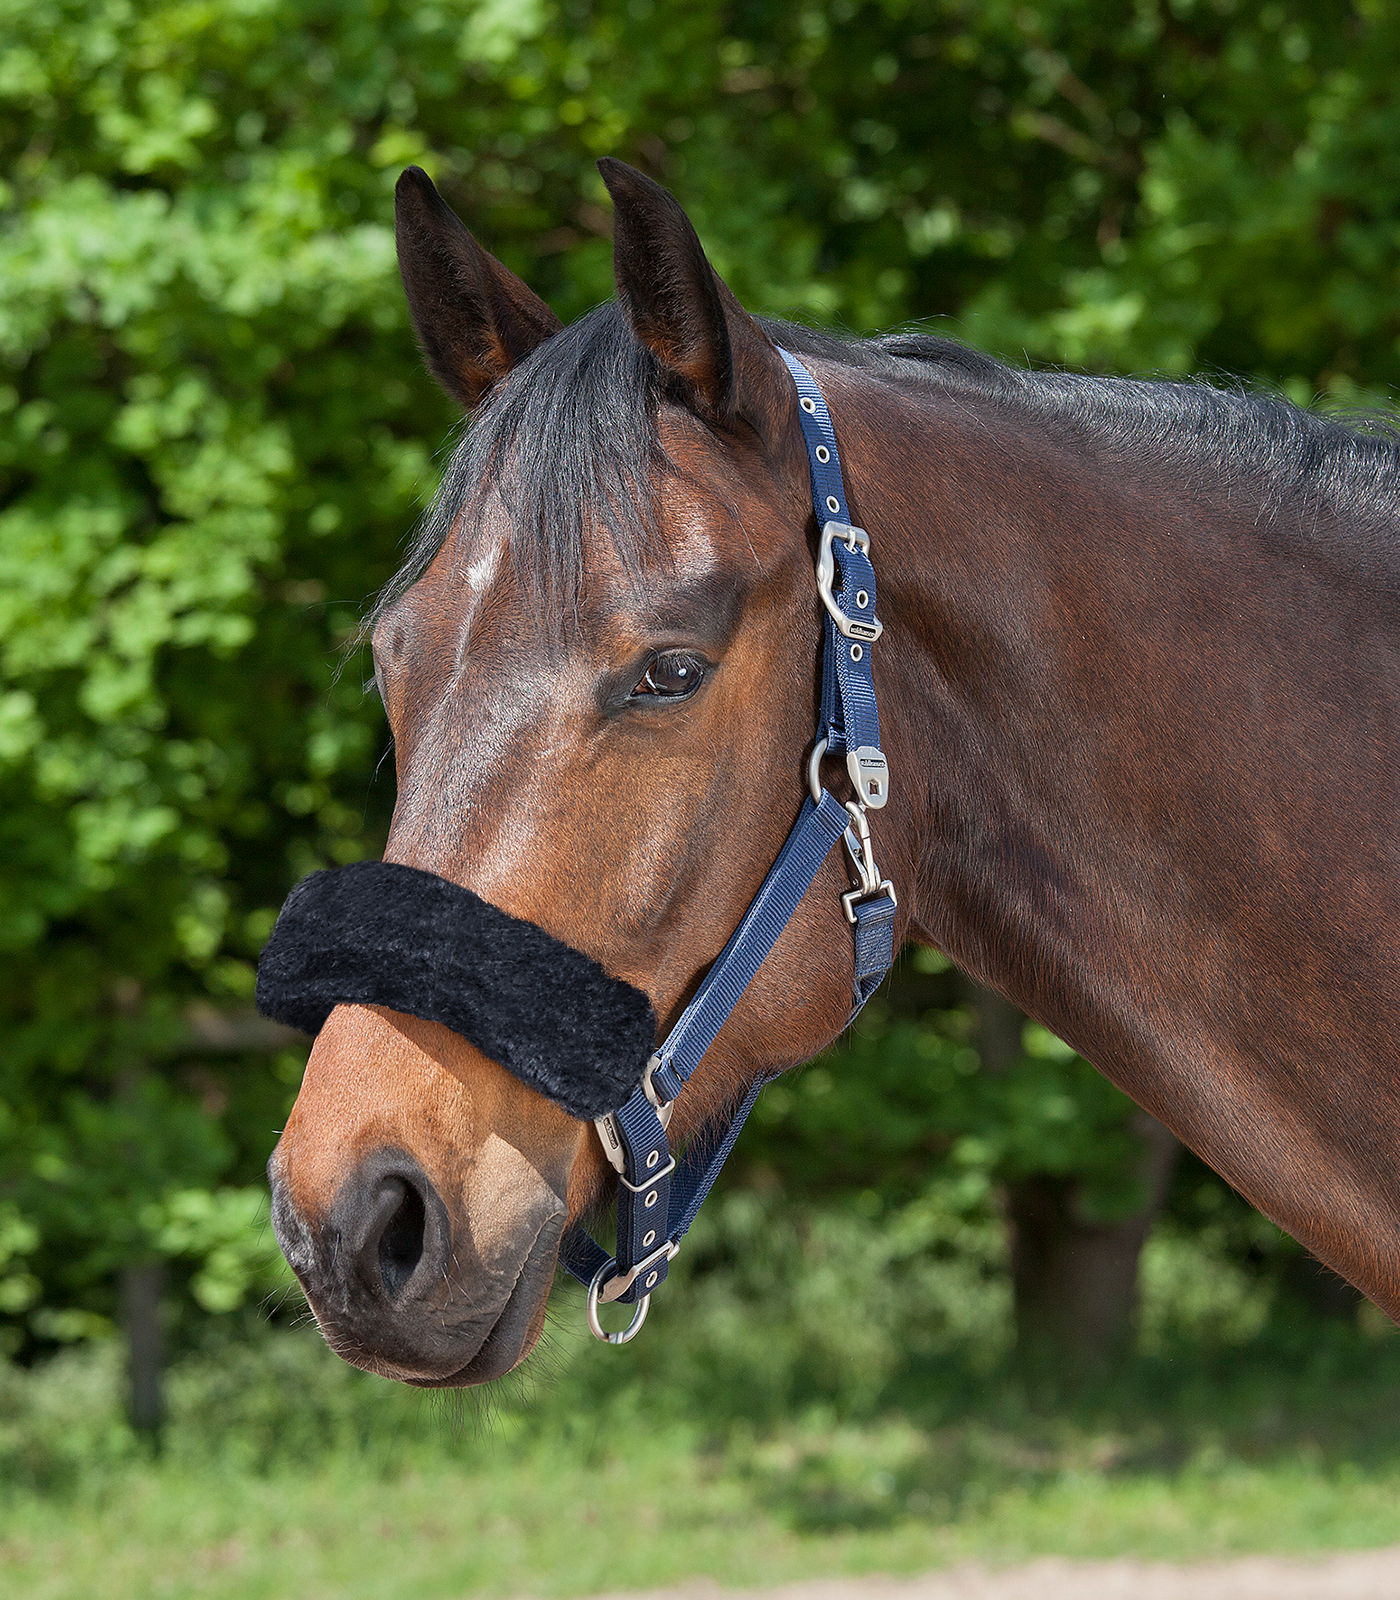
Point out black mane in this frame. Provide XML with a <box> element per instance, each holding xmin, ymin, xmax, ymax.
<box><xmin>373</xmin><ymin>307</ymin><xmax>1400</xmax><ymax>626</ymax></box>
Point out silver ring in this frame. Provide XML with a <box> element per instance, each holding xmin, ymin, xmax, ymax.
<box><xmin>586</xmin><ymin>1263</ymin><xmax>651</xmax><ymax>1344</ymax></box>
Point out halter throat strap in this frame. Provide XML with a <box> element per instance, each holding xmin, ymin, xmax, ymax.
<box><xmin>560</xmin><ymin>348</ymin><xmax>899</xmax><ymax>1338</ymax></box>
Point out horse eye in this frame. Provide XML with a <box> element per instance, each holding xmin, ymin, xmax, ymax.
<box><xmin>635</xmin><ymin>651</ymin><xmax>706</xmax><ymax>700</ymax></box>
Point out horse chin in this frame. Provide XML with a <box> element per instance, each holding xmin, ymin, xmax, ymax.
<box><xmin>298</xmin><ymin>1207</ymin><xmax>564</xmax><ymax>1390</ymax></box>
<box><xmin>403</xmin><ymin>1266</ymin><xmax>554</xmax><ymax>1388</ymax></box>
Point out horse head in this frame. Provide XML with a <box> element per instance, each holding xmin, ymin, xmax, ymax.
<box><xmin>266</xmin><ymin>162</ymin><xmax>907</xmax><ymax>1385</ymax></box>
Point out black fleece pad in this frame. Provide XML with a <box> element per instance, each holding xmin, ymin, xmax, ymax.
<box><xmin>255</xmin><ymin>860</ymin><xmax>656</xmax><ymax>1121</ymax></box>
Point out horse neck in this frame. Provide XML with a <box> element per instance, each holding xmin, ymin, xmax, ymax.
<box><xmin>820</xmin><ymin>357</ymin><xmax>1400</xmax><ymax>1313</ymax></box>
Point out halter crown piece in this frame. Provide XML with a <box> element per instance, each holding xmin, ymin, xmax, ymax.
<box><xmin>557</xmin><ymin>349</ymin><xmax>898</xmax><ymax>1341</ymax></box>
<box><xmin>254</xmin><ymin>351</ymin><xmax>898</xmax><ymax>1344</ymax></box>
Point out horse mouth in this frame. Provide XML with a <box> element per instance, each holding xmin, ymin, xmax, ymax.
<box><xmin>401</xmin><ymin>1219</ymin><xmax>562</xmax><ymax>1387</ymax></box>
<box><xmin>273</xmin><ymin>1159</ymin><xmax>567</xmax><ymax>1389</ymax></box>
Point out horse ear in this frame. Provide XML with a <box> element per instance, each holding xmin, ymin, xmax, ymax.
<box><xmin>395</xmin><ymin>167</ymin><xmax>562</xmax><ymax>410</ymax></box>
<box><xmin>598</xmin><ymin>158</ymin><xmax>788</xmax><ymax>432</ymax></box>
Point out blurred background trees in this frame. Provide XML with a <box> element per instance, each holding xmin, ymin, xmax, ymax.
<box><xmin>0</xmin><ymin>0</ymin><xmax>1390</xmax><ymax>1429</ymax></box>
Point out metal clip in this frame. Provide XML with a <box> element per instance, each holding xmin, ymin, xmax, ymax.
<box><xmin>841</xmin><ymin>801</ymin><xmax>897</xmax><ymax>924</ymax></box>
<box><xmin>815</xmin><ymin>522</ymin><xmax>883</xmax><ymax>643</ymax></box>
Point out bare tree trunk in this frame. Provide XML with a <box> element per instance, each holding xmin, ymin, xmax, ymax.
<box><xmin>967</xmin><ymin>981</ymin><xmax>1181</xmax><ymax>1378</ymax></box>
<box><xmin>119</xmin><ymin>1260</ymin><xmax>166</xmax><ymax>1443</ymax></box>
<box><xmin>1007</xmin><ymin>1111</ymin><xmax>1181</xmax><ymax>1377</ymax></box>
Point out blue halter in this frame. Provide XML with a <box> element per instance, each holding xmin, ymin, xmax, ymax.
<box><xmin>559</xmin><ymin>349</ymin><xmax>899</xmax><ymax>1341</ymax></box>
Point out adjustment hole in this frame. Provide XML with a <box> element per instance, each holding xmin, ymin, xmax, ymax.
<box><xmin>826</xmin><ymin>495</ymin><xmax>840</xmax><ymax>512</ymax></box>
<box><xmin>644</xmin><ymin>1190</ymin><xmax>659</xmax><ymax>1208</ymax></box>
<box><xmin>643</xmin><ymin>1230</ymin><xmax>657</xmax><ymax>1247</ymax></box>
<box><xmin>800</xmin><ymin>397</ymin><xmax>817</xmax><ymax>413</ymax></box>
<box><xmin>850</xmin><ymin>644</ymin><xmax>864</xmax><ymax>662</ymax></box>
<box><xmin>856</xmin><ymin>590</ymin><xmax>869</xmax><ymax>608</ymax></box>
<box><xmin>815</xmin><ymin>445</ymin><xmax>830</xmax><ymax>463</ymax></box>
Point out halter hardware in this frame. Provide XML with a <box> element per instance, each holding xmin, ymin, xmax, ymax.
<box><xmin>816</xmin><ymin>521</ymin><xmax>883</xmax><ymax>642</ymax></box>
<box><xmin>842</xmin><ymin>801</ymin><xmax>898</xmax><ymax>925</ymax></box>
<box><xmin>561</xmin><ymin>348</ymin><xmax>900</xmax><ymax>1338</ymax></box>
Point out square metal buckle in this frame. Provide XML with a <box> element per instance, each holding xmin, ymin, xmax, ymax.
<box><xmin>842</xmin><ymin>880</ymin><xmax>898</xmax><ymax>925</ymax></box>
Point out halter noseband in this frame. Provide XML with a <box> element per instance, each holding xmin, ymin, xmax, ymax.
<box><xmin>255</xmin><ymin>349</ymin><xmax>898</xmax><ymax>1344</ymax></box>
<box><xmin>559</xmin><ymin>348</ymin><xmax>897</xmax><ymax>1340</ymax></box>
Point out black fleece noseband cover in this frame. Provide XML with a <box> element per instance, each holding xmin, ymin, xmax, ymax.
<box><xmin>254</xmin><ymin>860</ymin><xmax>656</xmax><ymax>1121</ymax></box>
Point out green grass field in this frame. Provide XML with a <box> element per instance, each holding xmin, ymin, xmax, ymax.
<box><xmin>6</xmin><ymin>1425</ymin><xmax>1400</xmax><ymax>1600</ymax></box>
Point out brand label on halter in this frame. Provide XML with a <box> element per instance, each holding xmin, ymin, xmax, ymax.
<box><xmin>848</xmin><ymin>746</ymin><xmax>890</xmax><ymax>809</ymax></box>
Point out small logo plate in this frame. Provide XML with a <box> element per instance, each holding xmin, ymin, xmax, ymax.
<box><xmin>848</xmin><ymin>746</ymin><xmax>890</xmax><ymax>809</ymax></box>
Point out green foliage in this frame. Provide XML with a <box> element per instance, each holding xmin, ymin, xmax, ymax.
<box><xmin>747</xmin><ymin>992</ymin><xmax>1148</xmax><ymax>1222</ymax></box>
<box><xmin>3</xmin><ymin>0</ymin><xmax>1399</xmax><ymax>1352</ymax></box>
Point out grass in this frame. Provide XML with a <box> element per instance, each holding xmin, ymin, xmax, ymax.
<box><xmin>4</xmin><ymin>1428</ymin><xmax>1400</xmax><ymax>1600</ymax></box>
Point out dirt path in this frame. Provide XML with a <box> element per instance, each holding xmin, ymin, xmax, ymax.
<box><xmin>593</xmin><ymin>1549</ymin><xmax>1400</xmax><ymax>1600</ymax></box>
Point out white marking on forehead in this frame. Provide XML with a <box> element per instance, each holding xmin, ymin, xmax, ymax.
<box><xmin>464</xmin><ymin>538</ymin><xmax>502</xmax><ymax>593</ymax></box>
<box><xmin>668</xmin><ymin>518</ymin><xmax>721</xmax><ymax>578</ymax></box>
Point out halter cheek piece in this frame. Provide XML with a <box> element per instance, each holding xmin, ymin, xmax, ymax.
<box><xmin>255</xmin><ymin>349</ymin><xmax>898</xmax><ymax>1344</ymax></box>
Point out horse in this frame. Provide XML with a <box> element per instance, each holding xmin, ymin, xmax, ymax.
<box><xmin>267</xmin><ymin>158</ymin><xmax>1400</xmax><ymax>1387</ymax></box>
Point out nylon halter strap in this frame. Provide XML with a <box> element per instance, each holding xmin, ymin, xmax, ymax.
<box><xmin>559</xmin><ymin>348</ymin><xmax>899</xmax><ymax>1342</ymax></box>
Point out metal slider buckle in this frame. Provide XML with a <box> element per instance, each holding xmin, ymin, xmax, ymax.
<box><xmin>594</xmin><ymin>1239</ymin><xmax>679</xmax><ymax>1307</ymax></box>
<box><xmin>619</xmin><ymin>1153</ymin><xmax>677</xmax><ymax>1192</ymax></box>
<box><xmin>815</xmin><ymin>521</ymin><xmax>883</xmax><ymax>643</ymax></box>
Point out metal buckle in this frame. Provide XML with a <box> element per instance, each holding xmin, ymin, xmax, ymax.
<box><xmin>593</xmin><ymin>1111</ymin><xmax>626</xmax><ymax>1175</ymax></box>
<box><xmin>594</xmin><ymin>1054</ymin><xmax>675</xmax><ymax>1176</ymax></box>
<box><xmin>642</xmin><ymin>1054</ymin><xmax>675</xmax><ymax>1128</ymax></box>
<box><xmin>815</xmin><ymin>521</ymin><xmax>883</xmax><ymax>643</ymax></box>
<box><xmin>590</xmin><ymin>1238</ymin><xmax>680</xmax><ymax>1318</ymax></box>
<box><xmin>618</xmin><ymin>1153</ymin><xmax>677</xmax><ymax>1192</ymax></box>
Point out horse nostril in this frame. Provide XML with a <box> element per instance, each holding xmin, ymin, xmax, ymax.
<box><xmin>376</xmin><ymin>1177</ymin><xmax>427</xmax><ymax>1298</ymax></box>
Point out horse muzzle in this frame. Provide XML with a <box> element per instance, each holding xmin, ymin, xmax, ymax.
<box><xmin>268</xmin><ymin>1003</ymin><xmax>584</xmax><ymax>1386</ymax></box>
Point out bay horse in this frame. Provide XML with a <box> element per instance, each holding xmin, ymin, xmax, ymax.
<box><xmin>268</xmin><ymin>158</ymin><xmax>1400</xmax><ymax>1386</ymax></box>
